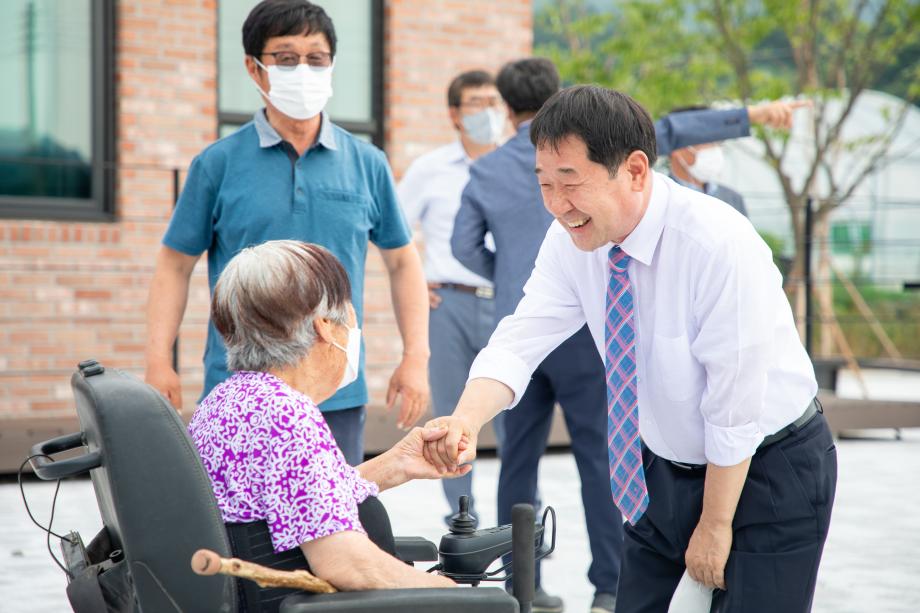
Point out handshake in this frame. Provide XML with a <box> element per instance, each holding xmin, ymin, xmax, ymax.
<box><xmin>381</xmin><ymin>416</ymin><xmax>479</xmax><ymax>484</ymax></box>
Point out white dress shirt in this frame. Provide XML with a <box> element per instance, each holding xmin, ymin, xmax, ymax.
<box><xmin>470</xmin><ymin>172</ymin><xmax>817</xmax><ymax>466</ymax></box>
<box><xmin>397</xmin><ymin>141</ymin><xmax>493</xmax><ymax>287</ymax></box>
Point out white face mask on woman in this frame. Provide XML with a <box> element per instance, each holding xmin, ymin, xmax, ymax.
<box><xmin>253</xmin><ymin>58</ymin><xmax>333</xmax><ymax>120</ymax></box>
<box><xmin>331</xmin><ymin>324</ymin><xmax>361</xmax><ymax>391</ymax></box>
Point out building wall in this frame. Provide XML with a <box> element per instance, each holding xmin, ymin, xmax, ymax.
<box><xmin>0</xmin><ymin>1</ymin><xmax>532</xmax><ymax>426</ymax></box>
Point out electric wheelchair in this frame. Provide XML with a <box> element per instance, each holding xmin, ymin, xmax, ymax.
<box><xmin>28</xmin><ymin>361</ymin><xmax>554</xmax><ymax>613</ymax></box>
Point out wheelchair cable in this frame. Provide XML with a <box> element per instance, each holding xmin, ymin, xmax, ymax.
<box><xmin>18</xmin><ymin>455</ymin><xmax>74</xmax><ymax>577</ymax></box>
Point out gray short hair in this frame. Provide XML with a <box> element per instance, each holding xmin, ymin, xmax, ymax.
<box><xmin>211</xmin><ymin>240</ymin><xmax>351</xmax><ymax>372</ymax></box>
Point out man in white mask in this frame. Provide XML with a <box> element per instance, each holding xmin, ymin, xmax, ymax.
<box><xmin>397</xmin><ymin>70</ymin><xmax>507</xmax><ymax>527</ymax></box>
<box><xmin>145</xmin><ymin>0</ymin><xmax>430</xmax><ymax>466</ymax></box>
<box><xmin>669</xmin><ymin>105</ymin><xmax>748</xmax><ymax>217</ymax></box>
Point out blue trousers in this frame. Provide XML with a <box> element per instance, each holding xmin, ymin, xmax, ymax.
<box><xmin>324</xmin><ymin>405</ymin><xmax>366</xmax><ymax>466</ymax></box>
<box><xmin>615</xmin><ymin>411</ymin><xmax>837</xmax><ymax>613</ymax></box>
<box><xmin>498</xmin><ymin>325</ymin><xmax>623</xmax><ymax>595</ymax></box>
<box><xmin>429</xmin><ymin>286</ymin><xmax>496</xmax><ymax>517</ymax></box>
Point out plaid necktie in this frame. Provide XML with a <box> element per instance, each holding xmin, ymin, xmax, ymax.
<box><xmin>605</xmin><ymin>246</ymin><xmax>649</xmax><ymax>525</ymax></box>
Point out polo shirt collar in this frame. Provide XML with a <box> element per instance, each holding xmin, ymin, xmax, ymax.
<box><xmin>618</xmin><ymin>171</ymin><xmax>668</xmax><ymax>267</ymax></box>
<box><xmin>253</xmin><ymin>109</ymin><xmax>338</xmax><ymax>151</ymax></box>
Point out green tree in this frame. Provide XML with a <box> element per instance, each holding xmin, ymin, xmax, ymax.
<box><xmin>536</xmin><ymin>0</ymin><xmax>920</xmax><ymax>356</ymax></box>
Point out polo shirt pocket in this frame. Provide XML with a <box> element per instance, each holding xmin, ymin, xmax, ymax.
<box><xmin>312</xmin><ymin>189</ymin><xmax>372</xmax><ymax>230</ymax></box>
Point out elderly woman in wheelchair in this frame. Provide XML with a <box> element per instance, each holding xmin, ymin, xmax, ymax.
<box><xmin>188</xmin><ymin>239</ymin><xmax>470</xmax><ymax>602</ymax></box>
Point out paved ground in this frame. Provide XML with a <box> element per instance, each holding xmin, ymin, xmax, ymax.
<box><xmin>2</xmin><ymin>426</ymin><xmax>919</xmax><ymax>613</ymax></box>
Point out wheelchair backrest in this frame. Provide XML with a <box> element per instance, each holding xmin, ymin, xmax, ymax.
<box><xmin>72</xmin><ymin>364</ymin><xmax>236</xmax><ymax>612</ymax></box>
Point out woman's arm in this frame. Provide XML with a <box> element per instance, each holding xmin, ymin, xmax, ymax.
<box><xmin>301</xmin><ymin>530</ymin><xmax>455</xmax><ymax>590</ymax></box>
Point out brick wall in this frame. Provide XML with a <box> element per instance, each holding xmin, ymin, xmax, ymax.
<box><xmin>363</xmin><ymin>0</ymin><xmax>532</xmax><ymax>412</ymax></box>
<box><xmin>383</xmin><ymin>0</ymin><xmax>533</xmax><ymax>177</ymax></box>
<box><xmin>0</xmin><ymin>0</ymin><xmax>217</xmax><ymax>417</ymax></box>
<box><xmin>0</xmin><ymin>1</ymin><xmax>532</xmax><ymax>431</ymax></box>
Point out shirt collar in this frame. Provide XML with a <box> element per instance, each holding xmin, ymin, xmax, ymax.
<box><xmin>617</xmin><ymin>171</ymin><xmax>668</xmax><ymax>267</ymax></box>
<box><xmin>253</xmin><ymin>108</ymin><xmax>338</xmax><ymax>151</ymax></box>
<box><xmin>449</xmin><ymin>140</ymin><xmax>472</xmax><ymax>165</ymax></box>
<box><xmin>670</xmin><ymin>172</ymin><xmax>710</xmax><ymax>194</ymax></box>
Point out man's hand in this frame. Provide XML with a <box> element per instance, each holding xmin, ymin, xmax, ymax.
<box><xmin>427</xmin><ymin>283</ymin><xmax>443</xmax><ymax>309</ymax></box>
<box><xmin>421</xmin><ymin>415</ymin><xmax>479</xmax><ymax>474</ymax></box>
<box><xmin>386</xmin><ymin>354</ymin><xmax>430</xmax><ymax>430</ymax></box>
<box><xmin>747</xmin><ymin>99</ymin><xmax>811</xmax><ymax>130</ymax></box>
<box><xmin>685</xmin><ymin>517</ymin><xmax>733</xmax><ymax>590</ymax></box>
<box><xmin>146</xmin><ymin>363</ymin><xmax>183</xmax><ymax>411</ymax></box>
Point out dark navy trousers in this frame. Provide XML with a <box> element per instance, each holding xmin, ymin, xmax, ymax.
<box><xmin>615</xmin><ymin>411</ymin><xmax>838</xmax><ymax>613</ymax></box>
<box><xmin>498</xmin><ymin>325</ymin><xmax>624</xmax><ymax>595</ymax></box>
<box><xmin>324</xmin><ymin>405</ymin><xmax>366</xmax><ymax>465</ymax></box>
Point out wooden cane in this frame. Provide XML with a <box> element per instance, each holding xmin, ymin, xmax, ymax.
<box><xmin>191</xmin><ymin>548</ymin><xmax>337</xmax><ymax>594</ymax></box>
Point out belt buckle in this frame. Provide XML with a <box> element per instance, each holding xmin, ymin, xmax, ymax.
<box><xmin>475</xmin><ymin>286</ymin><xmax>494</xmax><ymax>299</ymax></box>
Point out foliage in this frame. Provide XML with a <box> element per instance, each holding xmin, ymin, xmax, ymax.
<box><xmin>831</xmin><ymin>284</ymin><xmax>920</xmax><ymax>358</ymax></box>
<box><xmin>536</xmin><ymin>0</ymin><xmax>920</xmax><ymax>357</ymax></box>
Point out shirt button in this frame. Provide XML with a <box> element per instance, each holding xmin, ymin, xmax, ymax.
<box><xmin>296</xmin><ymin>188</ymin><xmax>304</xmax><ymax>196</ymax></box>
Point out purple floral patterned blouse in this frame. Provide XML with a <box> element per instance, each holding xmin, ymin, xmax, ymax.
<box><xmin>189</xmin><ymin>371</ymin><xmax>379</xmax><ymax>553</ymax></box>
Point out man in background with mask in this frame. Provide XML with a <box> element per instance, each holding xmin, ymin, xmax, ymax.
<box><xmin>145</xmin><ymin>0</ymin><xmax>429</xmax><ymax>465</ymax></box>
<box><xmin>669</xmin><ymin>105</ymin><xmax>748</xmax><ymax>217</ymax></box>
<box><xmin>397</xmin><ymin>70</ymin><xmax>506</xmax><ymax>524</ymax></box>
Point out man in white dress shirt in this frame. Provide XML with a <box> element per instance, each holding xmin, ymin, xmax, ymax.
<box><xmin>424</xmin><ymin>85</ymin><xmax>837</xmax><ymax>612</ymax></box>
<box><xmin>398</xmin><ymin>70</ymin><xmax>505</xmax><ymax>524</ymax></box>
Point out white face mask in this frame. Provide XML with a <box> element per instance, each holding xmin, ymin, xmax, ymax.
<box><xmin>254</xmin><ymin>58</ymin><xmax>333</xmax><ymax>121</ymax></box>
<box><xmin>331</xmin><ymin>324</ymin><xmax>361</xmax><ymax>391</ymax></box>
<box><xmin>462</xmin><ymin>107</ymin><xmax>506</xmax><ymax>145</ymax></box>
<box><xmin>686</xmin><ymin>145</ymin><xmax>724</xmax><ymax>184</ymax></box>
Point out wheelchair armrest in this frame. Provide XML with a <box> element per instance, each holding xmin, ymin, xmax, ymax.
<box><xmin>394</xmin><ymin>537</ymin><xmax>438</xmax><ymax>563</ymax></box>
<box><xmin>280</xmin><ymin>587</ymin><xmax>517</xmax><ymax>612</ymax></box>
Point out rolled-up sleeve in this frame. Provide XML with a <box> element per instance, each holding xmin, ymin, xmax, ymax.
<box><xmin>690</xmin><ymin>235</ymin><xmax>782</xmax><ymax>466</ymax></box>
<box><xmin>468</xmin><ymin>225</ymin><xmax>585</xmax><ymax>408</ymax></box>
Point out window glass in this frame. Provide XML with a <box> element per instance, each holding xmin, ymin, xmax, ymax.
<box><xmin>219</xmin><ymin>0</ymin><xmax>373</xmax><ymax>123</ymax></box>
<box><xmin>0</xmin><ymin>0</ymin><xmax>92</xmax><ymax>199</ymax></box>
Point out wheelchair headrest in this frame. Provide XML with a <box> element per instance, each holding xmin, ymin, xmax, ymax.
<box><xmin>72</xmin><ymin>361</ymin><xmax>236</xmax><ymax>612</ymax></box>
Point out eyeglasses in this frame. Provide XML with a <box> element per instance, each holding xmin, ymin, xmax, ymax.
<box><xmin>459</xmin><ymin>96</ymin><xmax>503</xmax><ymax>111</ymax></box>
<box><xmin>259</xmin><ymin>51</ymin><xmax>333</xmax><ymax>70</ymax></box>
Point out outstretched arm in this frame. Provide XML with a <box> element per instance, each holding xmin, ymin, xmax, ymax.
<box><xmin>655</xmin><ymin>99</ymin><xmax>810</xmax><ymax>156</ymax></box>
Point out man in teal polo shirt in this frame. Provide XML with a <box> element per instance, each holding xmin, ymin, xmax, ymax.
<box><xmin>144</xmin><ymin>0</ymin><xmax>430</xmax><ymax>464</ymax></box>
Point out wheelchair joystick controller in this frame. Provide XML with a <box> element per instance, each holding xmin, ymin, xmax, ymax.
<box><xmin>437</xmin><ymin>495</ymin><xmax>555</xmax><ymax>586</ymax></box>
<box><xmin>447</xmin><ymin>495</ymin><xmax>477</xmax><ymax>535</ymax></box>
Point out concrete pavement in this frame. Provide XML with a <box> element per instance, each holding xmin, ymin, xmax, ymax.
<box><xmin>2</xmin><ymin>429</ymin><xmax>919</xmax><ymax>612</ymax></box>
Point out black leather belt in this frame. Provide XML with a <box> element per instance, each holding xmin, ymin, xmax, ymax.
<box><xmin>439</xmin><ymin>283</ymin><xmax>494</xmax><ymax>299</ymax></box>
<box><xmin>757</xmin><ymin>397</ymin><xmax>821</xmax><ymax>449</ymax></box>
<box><xmin>665</xmin><ymin>398</ymin><xmax>821</xmax><ymax>471</ymax></box>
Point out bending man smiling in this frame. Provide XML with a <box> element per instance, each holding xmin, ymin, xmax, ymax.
<box><xmin>425</xmin><ymin>86</ymin><xmax>836</xmax><ymax>613</ymax></box>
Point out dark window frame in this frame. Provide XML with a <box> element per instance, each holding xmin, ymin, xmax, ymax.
<box><xmin>0</xmin><ymin>0</ymin><xmax>116</xmax><ymax>222</ymax></box>
<box><xmin>217</xmin><ymin>0</ymin><xmax>384</xmax><ymax>147</ymax></box>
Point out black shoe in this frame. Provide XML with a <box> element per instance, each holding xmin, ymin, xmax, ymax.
<box><xmin>590</xmin><ymin>592</ymin><xmax>616</xmax><ymax>613</ymax></box>
<box><xmin>533</xmin><ymin>587</ymin><xmax>565</xmax><ymax>613</ymax></box>
<box><xmin>506</xmin><ymin>586</ymin><xmax>565</xmax><ymax>613</ymax></box>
